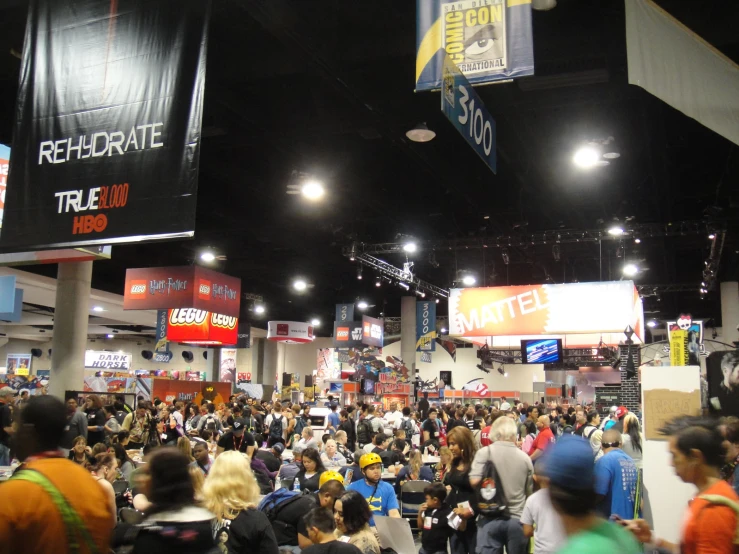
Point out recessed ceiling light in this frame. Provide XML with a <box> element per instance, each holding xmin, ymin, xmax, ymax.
<box><xmin>92</xmin><ymin>306</ymin><xmax>105</xmax><ymax>312</ymax></box>
<box><xmin>293</xmin><ymin>279</ymin><xmax>308</xmax><ymax>291</ymax></box>
<box><xmin>435</xmin><ymin>298</ymin><xmax>440</xmax><ymax>304</ymax></box>
<box><xmin>462</xmin><ymin>275</ymin><xmax>476</xmax><ymax>286</ymax></box>
<box><xmin>375</xmin><ymin>278</ymin><xmax>381</xmax><ymax>288</ymax></box>
<box><xmin>573</xmin><ymin>145</ymin><xmax>600</xmax><ymax>168</ymax></box>
<box><xmin>406</xmin><ymin>123</ymin><xmax>436</xmax><ymax>143</ymax></box>
<box><xmin>634</xmin><ymin>238</ymin><xmax>641</xmax><ymax>244</ymax></box>
<box><xmin>301</xmin><ymin>180</ymin><xmax>325</xmax><ymax>200</ymax></box>
<box><xmin>608</xmin><ymin>226</ymin><xmax>624</xmax><ymax>236</ymax></box>
<box><xmin>200</xmin><ymin>251</ymin><xmax>216</xmax><ymax>263</ymax></box>
<box><xmin>708</xmin><ymin>233</ymin><xmax>716</xmax><ymax>240</ymax></box>
<box><xmin>357</xmin><ymin>301</ymin><xmax>368</xmax><ymax>310</ymax></box>
<box><xmin>403</xmin><ymin>242</ymin><xmax>417</xmax><ymax>253</ymax></box>
<box><xmin>254</xmin><ymin>305</ymin><xmax>266</xmax><ymax>314</ymax></box>
<box><xmin>622</xmin><ymin>264</ymin><xmax>639</xmax><ymax>277</ymax></box>
<box><xmin>310</xmin><ymin>318</ymin><xmax>320</xmax><ymax>327</ymax></box>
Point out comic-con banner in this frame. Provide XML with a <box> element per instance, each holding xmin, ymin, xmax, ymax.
<box><xmin>416</xmin><ymin>300</ymin><xmax>437</xmax><ymax>351</ymax></box>
<box><xmin>0</xmin><ymin>0</ymin><xmax>210</xmax><ymax>251</ymax></box>
<box><xmin>416</xmin><ymin>0</ymin><xmax>534</xmax><ymax>91</ymax></box>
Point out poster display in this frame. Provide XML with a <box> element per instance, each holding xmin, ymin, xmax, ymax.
<box><xmin>667</xmin><ymin>315</ymin><xmax>703</xmax><ymax>365</ymax></box>
<box><xmin>416</xmin><ymin>300</ymin><xmax>436</xmax><ymax>351</ymax></box>
<box><xmin>332</xmin><ymin>321</ymin><xmax>365</xmax><ymax>348</ymax></box>
<box><xmin>220</xmin><ymin>348</ymin><xmax>237</xmax><ymax>383</ymax></box>
<box><xmin>124</xmin><ymin>266</ymin><xmax>241</xmax><ymax>317</ymax></box>
<box><xmin>706</xmin><ymin>351</ymin><xmax>739</xmax><ymax>416</ymax></box>
<box><xmin>166</xmin><ymin>308</ymin><xmax>238</xmax><ymax>346</ymax></box>
<box><xmin>643</xmin><ymin>388</ymin><xmax>701</xmax><ymax>440</ymax></box>
<box><xmin>0</xmin><ymin>0</ymin><xmax>210</xmax><ymax>251</ymax></box>
<box><xmin>448</xmin><ymin>281</ymin><xmax>644</xmax><ymax>339</ymax></box>
<box><xmin>415</xmin><ymin>0</ymin><xmax>534</xmax><ymax>91</ymax></box>
<box><xmin>6</xmin><ymin>354</ymin><xmax>32</xmax><ymax>374</ymax></box>
<box><xmin>362</xmin><ymin>316</ymin><xmax>384</xmax><ymax>348</ymax></box>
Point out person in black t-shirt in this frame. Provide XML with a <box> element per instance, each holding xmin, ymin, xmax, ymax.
<box><xmin>83</xmin><ymin>394</ymin><xmax>106</xmax><ymax>447</ymax></box>
<box><xmin>417</xmin><ymin>482</ymin><xmax>457</xmax><ymax>554</ymax></box>
<box><xmin>418</xmin><ymin>393</ymin><xmax>430</xmax><ymax>421</ymax></box>
<box><xmin>422</xmin><ymin>408</ymin><xmax>441</xmax><ymax>453</ymax></box>
<box><xmin>217</xmin><ymin>417</ymin><xmax>256</xmax><ymax>458</ymax></box>
<box><xmin>301</xmin><ymin>507</ymin><xmax>362</xmax><ymax>554</ymax></box>
<box><xmin>254</xmin><ymin>442</ymin><xmax>284</xmax><ymax>472</ymax></box>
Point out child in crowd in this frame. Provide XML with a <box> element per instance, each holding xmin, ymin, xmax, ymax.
<box><xmin>417</xmin><ymin>482</ymin><xmax>458</xmax><ymax>554</ymax></box>
<box><xmin>520</xmin><ymin>461</ymin><xmax>566</xmax><ymax>554</ymax></box>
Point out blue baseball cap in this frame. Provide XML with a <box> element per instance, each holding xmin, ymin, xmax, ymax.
<box><xmin>541</xmin><ymin>435</ymin><xmax>594</xmax><ymax>490</ymax></box>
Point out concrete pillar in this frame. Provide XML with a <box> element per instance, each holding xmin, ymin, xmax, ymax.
<box><xmin>720</xmin><ymin>282</ymin><xmax>739</xmax><ymax>345</ymax></box>
<box><xmin>49</xmin><ymin>262</ymin><xmax>93</xmax><ymax>398</ymax></box>
<box><xmin>401</xmin><ymin>296</ymin><xmax>417</xmax><ymax>377</ymax></box>
<box><xmin>263</xmin><ymin>339</ymin><xmax>279</xmax><ymax>390</ymax></box>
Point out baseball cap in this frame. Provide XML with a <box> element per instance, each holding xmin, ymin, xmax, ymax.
<box><xmin>272</xmin><ymin>443</ymin><xmax>285</xmax><ymax>455</ymax></box>
<box><xmin>232</xmin><ymin>418</ymin><xmax>246</xmax><ymax>432</ymax></box>
<box><xmin>542</xmin><ymin>435</ymin><xmax>595</xmax><ymax>491</ymax></box>
<box><xmin>615</xmin><ymin>406</ymin><xmax>628</xmax><ymax>419</ymax></box>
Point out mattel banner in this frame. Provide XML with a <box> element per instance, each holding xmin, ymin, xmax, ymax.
<box><xmin>0</xmin><ymin>0</ymin><xmax>210</xmax><ymax>251</ymax></box>
<box><xmin>416</xmin><ymin>300</ymin><xmax>436</xmax><ymax>351</ymax></box>
<box><xmin>449</xmin><ymin>281</ymin><xmax>644</xmax><ymax>339</ymax></box>
<box><xmin>415</xmin><ymin>0</ymin><xmax>534</xmax><ymax>91</ymax></box>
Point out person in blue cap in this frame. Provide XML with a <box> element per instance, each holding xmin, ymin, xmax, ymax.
<box><xmin>543</xmin><ymin>435</ymin><xmax>642</xmax><ymax>554</ymax></box>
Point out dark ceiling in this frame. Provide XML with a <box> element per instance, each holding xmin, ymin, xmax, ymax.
<box><xmin>0</xmin><ymin>0</ymin><xmax>738</xmax><ymax>335</ymax></box>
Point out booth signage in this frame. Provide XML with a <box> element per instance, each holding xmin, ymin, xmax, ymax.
<box><xmin>361</xmin><ymin>315</ymin><xmax>384</xmax><ymax>348</ymax></box>
<box><xmin>333</xmin><ymin>321</ymin><xmax>365</xmax><ymax>348</ymax></box>
<box><xmin>416</xmin><ymin>300</ymin><xmax>436</xmax><ymax>351</ymax></box>
<box><xmin>123</xmin><ymin>266</ymin><xmax>241</xmax><ymax>317</ymax></box>
<box><xmin>166</xmin><ymin>308</ymin><xmax>238</xmax><ymax>346</ymax></box>
<box><xmin>237</xmin><ymin>320</ymin><xmax>251</xmax><ymax>349</ymax></box>
<box><xmin>0</xmin><ymin>144</ymin><xmax>8</xmax><ymax>230</ymax></box>
<box><xmin>153</xmin><ymin>351</ymin><xmax>173</xmax><ymax>363</ymax></box>
<box><xmin>267</xmin><ymin>321</ymin><xmax>315</xmax><ymax>344</ymax></box>
<box><xmin>85</xmin><ymin>351</ymin><xmax>132</xmax><ymax>370</ymax></box>
<box><xmin>449</xmin><ymin>281</ymin><xmax>645</xmax><ymax>339</ymax></box>
<box><xmin>155</xmin><ymin>309</ymin><xmax>169</xmax><ymax>353</ymax></box>
<box><xmin>441</xmin><ymin>55</ymin><xmax>497</xmax><ymax>173</ymax></box>
<box><xmin>0</xmin><ymin>0</ymin><xmax>210</xmax><ymax>251</ymax></box>
<box><xmin>335</xmin><ymin>303</ymin><xmax>355</xmax><ymax>322</ymax></box>
<box><xmin>415</xmin><ymin>0</ymin><xmax>534</xmax><ymax>92</ymax></box>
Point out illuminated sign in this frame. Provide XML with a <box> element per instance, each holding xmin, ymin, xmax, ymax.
<box><xmin>166</xmin><ymin>308</ymin><xmax>238</xmax><ymax>346</ymax></box>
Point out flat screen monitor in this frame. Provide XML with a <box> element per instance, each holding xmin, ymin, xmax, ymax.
<box><xmin>363</xmin><ymin>378</ymin><xmax>376</xmax><ymax>395</ymax></box>
<box><xmin>521</xmin><ymin>338</ymin><xmax>563</xmax><ymax>364</ymax></box>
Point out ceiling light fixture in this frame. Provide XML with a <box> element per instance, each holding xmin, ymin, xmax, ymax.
<box><xmin>357</xmin><ymin>266</ymin><xmax>363</xmax><ymax>280</ymax></box>
<box><xmin>398</xmin><ymin>282</ymin><xmax>410</xmax><ymax>291</ymax></box>
<box><xmin>406</xmin><ymin>122</ymin><xmax>436</xmax><ymax>143</ymax></box>
<box><xmin>608</xmin><ymin>226</ymin><xmax>624</xmax><ymax>236</ymax></box>
<box><xmin>573</xmin><ymin>145</ymin><xmax>600</xmax><ymax>168</ymax></box>
<box><xmin>254</xmin><ymin>305</ymin><xmax>266</xmax><ymax>314</ymax></box>
<box><xmin>435</xmin><ymin>298</ymin><xmax>440</xmax><ymax>304</ymax></box>
<box><xmin>92</xmin><ymin>306</ymin><xmax>105</xmax><ymax>313</ymax></box>
<box><xmin>441</xmin><ymin>327</ymin><xmax>447</xmax><ymax>334</ymax></box>
<box><xmin>634</xmin><ymin>238</ymin><xmax>641</xmax><ymax>244</ymax></box>
<box><xmin>622</xmin><ymin>264</ymin><xmax>639</xmax><ymax>277</ymax></box>
<box><xmin>106</xmin><ymin>334</ymin><xmax>115</xmax><ymax>339</ymax></box>
<box><xmin>200</xmin><ymin>251</ymin><xmax>216</xmax><ymax>263</ymax></box>
<box><xmin>293</xmin><ymin>279</ymin><xmax>308</xmax><ymax>291</ymax></box>
<box><xmin>647</xmin><ymin>320</ymin><xmax>658</xmax><ymax>328</ymax></box>
<box><xmin>348</xmin><ymin>241</ymin><xmax>357</xmax><ymax>261</ymax></box>
<box><xmin>357</xmin><ymin>301</ymin><xmax>369</xmax><ymax>310</ymax></box>
<box><xmin>708</xmin><ymin>233</ymin><xmax>716</xmax><ymax>240</ymax></box>
<box><xmin>375</xmin><ymin>277</ymin><xmax>381</xmax><ymax>287</ymax></box>
<box><xmin>310</xmin><ymin>318</ymin><xmax>320</xmax><ymax>327</ymax></box>
<box><xmin>403</xmin><ymin>242</ymin><xmax>417</xmax><ymax>253</ymax></box>
<box><xmin>462</xmin><ymin>275</ymin><xmax>476</xmax><ymax>286</ymax></box>
<box><xmin>301</xmin><ymin>180</ymin><xmax>325</xmax><ymax>200</ymax></box>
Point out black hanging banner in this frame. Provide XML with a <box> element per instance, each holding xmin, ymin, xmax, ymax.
<box><xmin>0</xmin><ymin>0</ymin><xmax>211</xmax><ymax>251</ymax></box>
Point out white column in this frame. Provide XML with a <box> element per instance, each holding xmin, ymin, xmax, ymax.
<box><xmin>49</xmin><ymin>262</ymin><xmax>93</xmax><ymax>398</ymax></box>
<box><xmin>720</xmin><ymin>282</ymin><xmax>739</xmax><ymax>345</ymax></box>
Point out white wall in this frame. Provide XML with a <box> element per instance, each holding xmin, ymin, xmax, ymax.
<box><xmin>641</xmin><ymin>365</ymin><xmax>701</xmax><ymax>543</ymax></box>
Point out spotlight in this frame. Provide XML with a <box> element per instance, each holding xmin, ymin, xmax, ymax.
<box><xmin>573</xmin><ymin>145</ymin><xmax>600</xmax><ymax>168</ymax></box>
<box><xmin>200</xmin><ymin>251</ymin><xmax>216</xmax><ymax>263</ymax></box>
<box><xmin>403</xmin><ymin>242</ymin><xmax>417</xmax><ymax>253</ymax></box>
<box><xmin>462</xmin><ymin>275</ymin><xmax>476</xmax><ymax>286</ymax></box>
<box><xmin>622</xmin><ymin>264</ymin><xmax>638</xmax><ymax>277</ymax></box>
<box><xmin>608</xmin><ymin>226</ymin><xmax>624</xmax><ymax>236</ymax></box>
<box><xmin>708</xmin><ymin>233</ymin><xmax>716</xmax><ymax>240</ymax></box>
<box><xmin>357</xmin><ymin>301</ymin><xmax>368</xmax><ymax>310</ymax></box>
<box><xmin>504</xmin><ymin>372</ymin><xmax>509</xmax><ymax>377</ymax></box>
<box><xmin>301</xmin><ymin>180</ymin><xmax>325</xmax><ymax>200</ymax></box>
<box><xmin>375</xmin><ymin>278</ymin><xmax>381</xmax><ymax>288</ymax></box>
<box><xmin>502</xmin><ymin>248</ymin><xmax>510</xmax><ymax>265</ymax></box>
<box><xmin>293</xmin><ymin>279</ymin><xmax>308</xmax><ymax>291</ymax></box>
<box><xmin>92</xmin><ymin>306</ymin><xmax>105</xmax><ymax>313</ymax></box>
<box><xmin>106</xmin><ymin>334</ymin><xmax>115</xmax><ymax>339</ymax></box>
<box><xmin>634</xmin><ymin>238</ymin><xmax>641</xmax><ymax>244</ymax></box>
<box><xmin>254</xmin><ymin>305</ymin><xmax>266</xmax><ymax>314</ymax></box>
<box><xmin>310</xmin><ymin>318</ymin><xmax>320</xmax><ymax>327</ymax></box>
<box><xmin>647</xmin><ymin>320</ymin><xmax>657</xmax><ymax>328</ymax></box>
<box><xmin>357</xmin><ymin>266</ymin><xmax>363</xmax><ymax>280</ymax></box>
<box><xmin>435</xmin><ymin>298</ymin><xmax>440</xmax><ymax>304</ymax></box>
<box><xmin>398</xmin><ymin>282</ymin><xmax>410</xmax><ymax>290</ymax></box>
<box><xmin>406</xmin><ymin>122</ymin><xmax>436</xmax><ymax>143</ymax></box>
<box><xmin>476</xmin><ymin>363</ymin><xmax>491</xmax><ymax>374</ymax></box>
<box><xmin>349</xmin><ymin>241</ymin><xmax>357</xmax><ymax>261</ymax></box>
<box><xmin>497</xmin><ymin>366</ymin><xmax>505</xmax><ymax>376</ymax></box>
<box><xmin>440</xmin><ymin>327</ymin><xmax>447</xmax><ymax>334</ymax></box>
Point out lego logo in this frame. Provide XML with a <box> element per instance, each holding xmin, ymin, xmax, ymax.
<box><xmin>211</xmin><ymin>313</ymin><xmax>237</xmax><ymax>329</ymax></box>
<box><xmin>336</xmin><ymin>328</ymin><xmax>349</xmax><ymax>339</ymax></box>
<box><xmin>199</xmin><ymin>284</ymin><xmax>210</xmax><ymax>295</ymax></box>
<box><xmin>169</xmin><ymin>308</ymin><xmax>208</xmax><ymax>326</ymax></box>
<box><xmin>129</xmin><ymin>281</ymin><xmax>147</xmax><ymax>296</ymax></box>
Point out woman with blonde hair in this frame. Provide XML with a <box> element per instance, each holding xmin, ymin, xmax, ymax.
<box><xmin>203</xmin><ymin>451</ymin><xmax>279</xmax><ymax>554</ymax></box>
<box><xmin>177</xmin><ymin>436</ymin><xmax>194</xmax><ymax>462</ymax></box>
<box><xmin>394</xmin><ymin>449</ymin><xmax>434</xmax><ymax>494</ymax></box>
<box><xmin>189</xmin><ymin>465</ymin><xmax>205</xmax><ymax>503</ymax></box>
<box><xmin>621</xmin><ymin>412</ymin><xmax>643</xmax><ymax>469</ymax></box>
<box><xmin>435</xmin><ymin>445</ymin><xmax>453</xmax><ymax>482</ymax></box>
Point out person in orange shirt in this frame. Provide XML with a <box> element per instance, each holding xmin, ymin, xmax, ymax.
<box><xmin>0</xmin><ymin>395</ymin><xmax>114</xmax><ymax>554</ymax></box>
<box><xmin>625</xmin><ymin>415</ymin><xmax>738</xmax><ymax>554</ymax></box>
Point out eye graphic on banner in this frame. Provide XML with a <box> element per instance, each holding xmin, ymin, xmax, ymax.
<box><xmin>415</xmin><ymin>0</ymin><xmax>534</xmax><ymax>92</ymax></box>
<box><xmin>0</xmin><ymin>0</ymin><xmax>211</xmax><ymax>251</ymax></box>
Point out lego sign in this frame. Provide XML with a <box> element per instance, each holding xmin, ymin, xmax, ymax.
<box><xmin>166</xmin><ymin>308</ymin><xmax>238</xmax><ymax>346</ymax></box>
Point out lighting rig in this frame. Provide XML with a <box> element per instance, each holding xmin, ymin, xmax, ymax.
<box><xmin>700</xmin><ymin>230</ymin><xmax>725</xmax><ymax>297</ymax></box>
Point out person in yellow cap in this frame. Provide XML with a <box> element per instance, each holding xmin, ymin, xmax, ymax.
<box><xmin>346</xmin><ymin>452</ymin><xmax>400</xmax><ymax>525</ymax></box>
<box><xmin>319</xmin><ymin>470</ymin><xmax>344</xmax><ymax>489</ymax></box>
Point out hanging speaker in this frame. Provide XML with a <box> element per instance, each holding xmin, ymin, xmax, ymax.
<box><xmin>141</xmin><ymin>350</ymin><xmax>153</xmax><ymax>360</ymax></box>
<box><xmin>48</xmin><ymin>349</ymin><xmax>52</xmax><ymax>358</ymax></box>
<box><xmin>561</xmin><ymin>385</ymin><xmax>566</xmax><ymax>398</ymax></box>
<box><xmin>282</xmin><ymin>373</ymin><xmax>291</xmax><ymax>387</ymax></box>
<box><xmin>571</xmin><ymin>386</ymin><xmax>577</xmax><ymax>399</ymax></box>
<box><xmin>203</xmin><ymin>351</ymin><xmax>208</xmax><ymax>360</ymax></box>
<box><xmin>31</xmin><ymin>348</ymin><xmax>43</xmax><ymax>358</ymax></box>
<box><xmin>304</xmin><ymin>374</ymin><xmax>313</xmax><ymax>387</ymax></box>
<box><xmin>182</xmin><ymin>351</ymin><xmax>194</xmax><ymax>363</ymax></box>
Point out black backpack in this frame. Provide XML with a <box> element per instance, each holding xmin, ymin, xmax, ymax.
<box><xmin>401</xmin><ymin>417</ymin><xmax>415</xmax><ymax>437</ymax></box>
<box><xmin>293</xmin><ymin>415</ymin><xmax>307</xmax><ymax>438</ymax></box>
<box><xmin>357</xmin><ymin>417</ymin><xmax>374</xmax><ymax>446</ymax></box>
<box><xmin>204</xmin><ymin>414</ymin><xmax>218</xmax><ymax>433</ymax></box>
<box><xmin>475</xmin><ymin>457</ymin><xmax>509</xmax><ymax>519</ymax></box>
<box><xmin>269</xmin><ymin>414</ymin><xmax>284</xmax><ymax>440</ymax></box>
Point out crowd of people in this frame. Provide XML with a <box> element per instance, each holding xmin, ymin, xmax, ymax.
<box><xmin>0</xmin><ymin>388</ymin><xmax>738</xmax><ymax>554</ymax></box>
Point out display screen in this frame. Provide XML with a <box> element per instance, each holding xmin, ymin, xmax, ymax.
<box><xmin>363</xmin><ymin>378</ymin><xmax>376</xmax><ymax>395</ymax></box>
<box><xmin>521</xmin><ymin>339</ymin><xmax>563</xmax><ymax>364</ymax></box>
<box><xmin>329</xmin><ymin>382</ymin><xmax>342</xmax><ymax>393</ymax></box>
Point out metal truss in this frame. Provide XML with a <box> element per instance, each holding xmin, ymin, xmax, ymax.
<box><xmin>635</xmin><ymin>284</ymin><xmax>702</xmax><ymax>297</ymax></box>
<box><xmin>346</xmin><ymin>252</ymin><xmax>450</xmax><ymax>298</ymax></box>
<box><xmin>349</xmin><ymin>220</ymin><xmax>725</xmax><ymax>253</ymax></box>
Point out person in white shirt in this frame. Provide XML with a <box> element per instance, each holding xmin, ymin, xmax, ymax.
<box><xmin>499</xmin><ymin>396</ymin><xmax>512</xmax><ymax>411</ymax></box>
<box><xmin>384</xmin><ymin>402</ymin><xmax>402</xmax><ymax>427</ymax></box>
<box><xmin>521</xmin><ymin>461</ymin><xmax>566</xmax><ymax>554</ymax></box>
<box><xmin>320</xmin><ymin>439</ymin><xmax>347</xmax><ymax>468</ymax></box>
<box><xmin>294</xmin><ymin>426</ymin><xmax>320</xmax><ymax>451</ymax></box>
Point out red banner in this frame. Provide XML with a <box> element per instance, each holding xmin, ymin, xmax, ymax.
<box><xmin>166</xmin><ymin>308</ymin><xmax>238</xmax><ymax>346</ymax></box>
<box><xmin>123</xmin><ymin>266</ymin><xmax>241</xmax><ymax>317</ymax></box>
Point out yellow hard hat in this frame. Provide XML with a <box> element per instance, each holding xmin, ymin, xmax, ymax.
<box><xmin>319</xmin><ymin>470</ymin><xmax>344</xmax><ymax>488</ymax></box>
<box><xmin>359</xmin><ymin>452</ymin><xmax>382</xmax><ymax>469</ymax></box>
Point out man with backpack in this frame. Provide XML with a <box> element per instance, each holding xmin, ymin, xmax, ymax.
<box><xmin>196</xmin><ymin>402</ymin><xmax>224</xmax><ymax>436</ymax></box>
<box><xmin>395</xmin><ymin>406</ymin><xmax>417</xmax><ymax>449</ymax></box>
<box><xmin>581</xmin><ymin>410</ymin><xmax>604</xmax><ymax>459</ymax></box>
<box><xmin>470</xmin><ymin>416</ymin><xmax>533</xmax><ymax>554</ymax></box>
<box><xmin>293</xmin><ymin>405</ymin><xmax>310</xmax><ymax>442</ymax></box>
<box><xmin>357</xmin><ymin>406</ymin><xmax>379</xmax><ymax>451</ymax></box>
<box><xmin>265</xmin><ymin>401</ymin><xmax>287</xmax><ymax>445</ymax></box>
